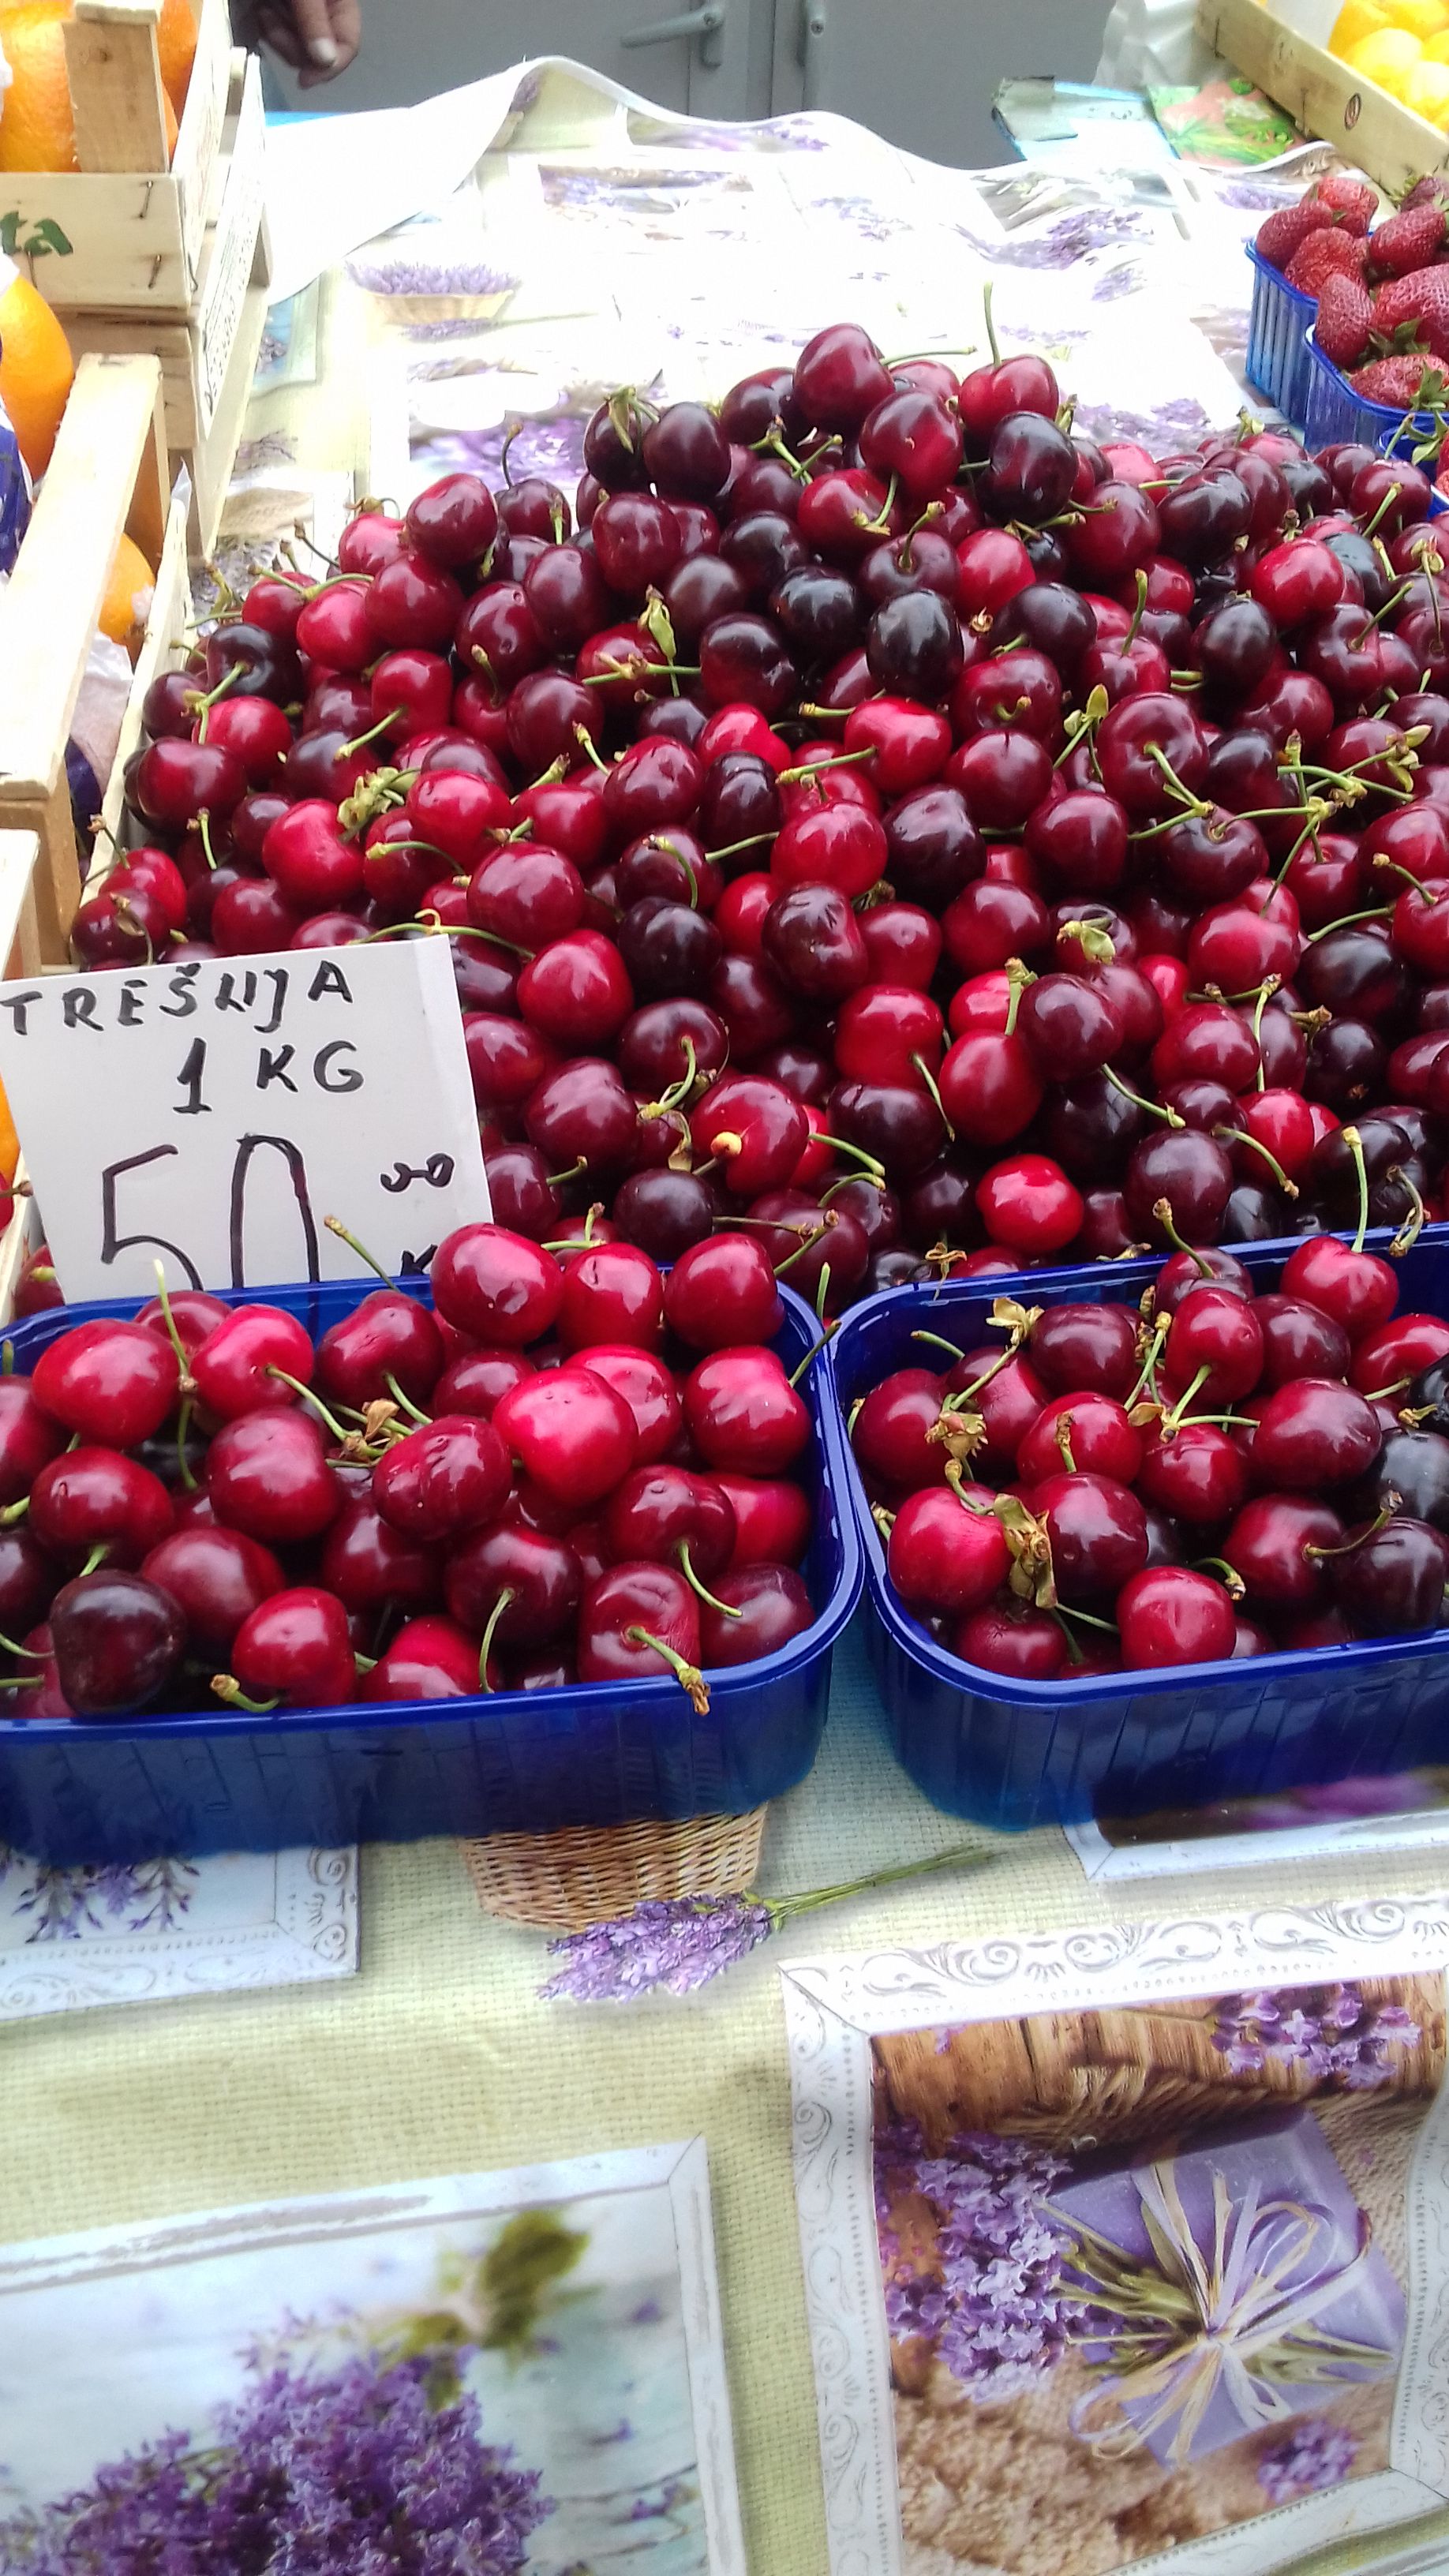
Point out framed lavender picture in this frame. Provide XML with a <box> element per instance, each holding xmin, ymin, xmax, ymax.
<box><xmin>784</xmin><ymin>1896</ymin><xmax>1449</xmax><ymax>2576</ymax></box>
<box><xmin>0</xmin><ymin>2142</ymin><xmax>743</xmax><ymax>2572</ymax></box>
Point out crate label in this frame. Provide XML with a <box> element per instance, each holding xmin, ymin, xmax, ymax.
<box><xmin>0</xmin><ymin>216</ymin><xmax>73</xmax><ymax>264</ymax></box>
<box><xmin>0</xmin><ymin>939</ymin><xmax>491</xmax><ymax>1298</ymax></box>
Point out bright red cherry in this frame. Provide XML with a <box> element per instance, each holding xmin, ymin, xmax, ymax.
<box><xmin>431</xmin><ymin>1225</ymin><xmax>564</xmax><ymax>1346</ymax></box>
<box><xmin>684</xmin><ymin>1347</ymin><xmax>810</xmax><ymax>1474</ymax></box>
<box><xmin>142</xmin><ymin>1526</ymin><xmax>286</xmax><ymax>1656</ymax></box>
<box><xmin>373</xmin><ymin>1414</ymin><xmax>511</xmax><ymax>1542</ymax></box>
<box><xmin>1117</xmin><ymin>1567</ymin><xmax>1236</xmax><ymax>1669</ymax></box>
<box><xmin>31</xmin><ymin>1321</ymin><xmax>179</xmax><ymax>1447</ymax></box>
<box><xmin>493</xmin><ymin>1367</ymin><xmax>638</xmax><ymax>1507</ymax></box>
<box><xmin>886</xmin><ymin>1484</ymin><xmax>1010</xmax><ymax>1612</ymax></box>
<box><xmin>223</xmin><ymin>1586</ymin><xmax>358</xmax><ymax>1710</ymax></box>
<box><xmin>190</xmin><ymin>1306</ymin><xmax>315</xmax><ymax>1421</ymax></box>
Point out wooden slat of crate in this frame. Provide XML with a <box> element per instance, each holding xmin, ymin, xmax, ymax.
<box><xmin>1197</xmin><ymin>0</ymin><xmax>1449</xmax><ymax>195</ymax></box>
<box><xmin>1</xmin><ymin>0</ymin><xmax>232</xmax><ymax>315</ymax></box>
<box><xmin>0</xmin><ymin>354</ymin><xmax>168</xmax><ymax>960</ymax></box>
<box><xmin>66</xmin><ymin>51</ymin><xmax>270</xmax><ymax>555</ymax></box>
<box><xmin>96</xmin><ymin>476</ymin><xmax>193</xmax><ymax>861</ymax></box>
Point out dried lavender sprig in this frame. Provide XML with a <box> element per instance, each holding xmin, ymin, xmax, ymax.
<box><xmin>539</xmin><ymin>1840</ymin><xmax>993</xmax><ymax>2002</ymax></box>
<box><xmin>1256</xmin><ymin>2415</ymin><xmax>1359</xmax><ymax>2503</ymax></box>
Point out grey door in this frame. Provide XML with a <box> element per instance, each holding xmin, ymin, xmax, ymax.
<box><xmin>271</xmin><ymin>0</ymin><xmax>773</xmax><ymax>117</ymax></box>
<box><xmin>769</xmin><ymin>0</ymin><xmax>1112</xmax><ymax>167</ymax></box>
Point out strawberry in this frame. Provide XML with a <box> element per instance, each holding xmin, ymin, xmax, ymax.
<box><xmin>1286</xmin><ymin>229</ymin><xmax>1369</xmax><ymax>294</ymax></box>
<box><xmin>1368</xmin><ymin>201</ymin><xmax>1447</xmax><ymax>277</ymax></box>
<box><xmin>1403</xmin><ymin>174</ymin><xmax>1449</xmax><ymax>212</ymax></box>
<box><xmin>1316</xmin><ymin>270</ymin><xmax>1375</xmax><ymax>369</ymax></box>
<box><xmin>1348</xmin><ymin>354</ymin><xmax>1447</xmax><ymax>407</ymax></box>
<box><xmin>1309</xmin><ymin>171</ymin><xmax>1376</xmax><ymax>235</ymax></box>
<box><xmin>1255</xmin><ymin>201</ymin><xmax>1334</xmax><ymax>274</ymax></box>
<box><xmin>1372</xmin><ymin>264</ymin><xmax>1449</xmax><ymax>358</ymax></box>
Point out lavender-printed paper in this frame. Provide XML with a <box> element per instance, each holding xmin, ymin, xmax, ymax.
<box><xmin>0</xmin><ymin>1844</ymin><xmax>357</xmax><ymax>2020</ymax></box>
<box><xmin>784</xmin><ymin>1897</ymin><xmax>1449</xmax><ymax>2576</ymax></box>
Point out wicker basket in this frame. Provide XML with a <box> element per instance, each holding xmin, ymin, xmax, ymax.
<box><xmin>458</xmin><ymin>1804</ymin><xmax>769</xmax><ymax>1931</ymax></box>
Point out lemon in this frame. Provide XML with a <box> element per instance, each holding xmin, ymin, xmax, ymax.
<box><xmin>1331</xmin><ymin>0</ymin><xmax>1389</xmax><ymax>48</ymax></box>
<box><xmin>1347</xmin><ymin>24</ymin><xmax>1425</xmax><ymax>76</ymax></box>
<box><xmin>1383</xmin><ymin>0</ymin><xmax>1449</xmax><ymax>33</ymax></box>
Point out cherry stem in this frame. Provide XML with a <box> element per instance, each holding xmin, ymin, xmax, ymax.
<box><xmin>175</xmin><ymin>1396</ymin><xmax>198</xmax><ymax>1493</ymax></box>
<box><xmin>705</xmin><ymin>832</ymin><xmax>773</xmax><ymax>859</ymax></box>
<box><xmin>212</xmin><ymin>1676</ymin><xmax>283</xmax><ymax>1713</ymax></box>
<box><xmin>542</xmin><ymin>1204</ymin><xmax>608</xmax><ymax>1253</ymax></box>
<box><xmin>323</xmin><ymin>1215</ymin><xmax>393</xmax><ymax>1283</ymax></box>
<box><xmin>1366</xmin><ymin>1375</ymin><xmax>1413</xmax><ymax>1402</ymax></box>
<box><xmin>1361</xmin><ymin>479</ymin><xmax>1405</xmax><ymax>543</ymax></box>
<box><xmin>1194</xmin><ymin>1556</ymin><xmax>1246</xmax><ymax>1601</ymax></box>
<box><xmin>477</xmin><ymin>1586</ymin><xmax>515</xmax><ymax>1690</ymax></box>
<box><xmin>778</xmin><ymin>748</ymin><xmax>875</xmax><ymax>786</ymax></box>
<box><xmin>78</xmin><ymin>1544</ymin><xmax>109</xmax><ymax>1579</ymax></box>
<box><xmin>339</xmin><ymin>710</ymin><xmax>400</xmax><ymax>760</ymax></box>
<box><xmin>817</xmin><ymin>1133</ymin><xmax>888</xmax><ymax>1181</ymax></box>
<box><xmin>1162</xmin><ymin>1361</ymin><xmax>1212</xmax><ymax>1433</ymax></box>
<box><xmin>983</xmin><ymin>279</ymin><xmax>1001</xmax><ymax>367</ymax></box>
<box><xmin>0</xmin><ymin>1628</ymin><xmax>42</xmax><ymax>1658</ymax></box>
<box><xmin>384</xmin><ymin>1373</ymin><xmax>432</xmax><ymax>1426</ymax></box>
<box><xmin>677</xmin><ymin>1540</ymin><xmax>742</xmax><ymax>1618</ymax></box>
<box><xmin>1146</xmin><ymin>743</ymin><xmax>1205</xmax><ymax>811</ymax></box>
<box><xmin>1002</xmin><ymin>957</ymin><xmax>1034</xmax><ymax>1039</ymax></box>
<box><xmin>1213</xmin><ymin>1129</ymin><xmax>1297</xmax><ymax>1199</ymax></box>
<box><xmin>1390</xmin><ymin>1164</ymin><xmax>1426</xmax><ymax>1258</ymax></box>
<box><xmin>197</xmin><ymin>808</ymin><xmax>218</xmax><ymax>871</ymax></box>
<box><xmin>893</xmin><ymin>1047</ymin><xmax>952</xmax><ymax>1138</ymax></box>
<box><xmin>1106</xmin><ymin>1065</ymin><xmax>1183</xmax><ymax>1128</ymax></box>
<box><xmin>911</xmin><ymin>1331</ymin><xmax>966</xmax><ymax>1358</ymax></box>
<box><xmin>773</xmin><ymin>1220</ymin><xmax>832</xmax><ymax>1276</ymax></box>
<box><xmin>264</xmin><ymin>1368</ymin><xmax>353</xmax><ymax>1447</ymax></box>
<box><xmin>814</xmin><ymin>1262</ymin><xmax>832</xmax><ymax>1323</ymax></box>
<box><xmin>1153</xmin><ymin>1197</ymin><xmax>1212</xmax><ymax>1274</ymax></box>
<box><xmin>572</xmin><ymin>725</ymin><xmax>608</xmax><ymax>773</ymax></box>
<box><xmin>1054</xmin><ymin>1416</ymin><xmax>1077</xmax><ymax>1473</ymax></box>
<box><xmin>1305</xmin><ymin>1502</ymin><xmax>1397</xmax><ymax>1558</ymax></box>
<box><xmin>1305</xmin><ymin>904</ymin><xmax>1395</xmax><ymax>942</ymax></box>
<box><xmin>862</xmin><ymin>473</ymin><xmax>899</xmax><ymax>536</ymax></box>
<box><xmin>625</xmin><ymin>1627</ymin><xmax>710</xmax><ymax>1713</ymax></box>
<box><xmin>1056</xmin><ymin>1600</ymin><xmax>1119</xmax><ymax>1634</ymax></box>
<box><xmin>1341</xmin><ymin>1123</ymin><xmax>1370</xmax><ymax>1256</ymax></box>
<box><xmin>149</xmin><ymin>1260</ymin><xmax>195</xmax><ymax>1381</ymax></box>
<box><xmin>788</xmin><ymin>1320</ymin><xmax>840</xmax><ymax>1387</ymax></box>
<box><xmin>0</xmin><ymin>1496</ymin><xmax>29</xmax><ymax>1526</ymax></box>
<box><xmin>1125</xmin><ymin>568</ymin><xmax>1149</xmax><ymax>650</ymax></box>
<box><xmin>547</xmin><ymin>1160</ymin><xmax>587</xmax><ymax>1188</ymax></box>
<box><xmin>641</xmin><ymin>1037</ymin><xmax>699</xmax><ymax>1121</ymax></box>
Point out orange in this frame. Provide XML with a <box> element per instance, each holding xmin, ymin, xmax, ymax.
<box><xmin>0</xmin><ymin>1080</ymin><xmax>19</xmax><ymax>1190</ymax></box>
<box><xmin>157</xmin><ymin>0</ymin><xmax>194</xmax><ymax>114</ymax></box>
<box><xmin>0</xmin><ymin>1</ymin><xmax>78</xmax><ymax>173</ymax></box>
<box><xmin>0</xmin><ymin>268</ymin><xmax>72</xmax><ymax>474</ymax></box>
<box><xmin>99</xmin><ymin>530</ymin><xmax>155</xmax><ymax>657</ymax></box>
<box><xmin>0</xmin><ymin>0</ymin><xmax>178</xmax><ymax>170</ymax></box>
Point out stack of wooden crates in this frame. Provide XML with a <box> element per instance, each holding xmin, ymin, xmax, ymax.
<box><xmin>6</xmin><ymin>0</ymin><xmax>268</xmax><ymax>556</ymax></box>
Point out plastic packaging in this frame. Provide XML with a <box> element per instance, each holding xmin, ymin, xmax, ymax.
<box><xmin>828</xmin><ymin>1232</ymin><xmax>1449</xmax><ymax>1835</ymax></box>
<box><xmin>1304</xmin><ymin>328</ymin><xmax>1444</xmax><ymax>453</ymax></box>
<box><xmin>1245</xmin><ymin>243</ymin><xmax>1316</xmax><ymax>429</ymax></box>
<box><xmin>0</xmin><ymin>1276</ymin><xmax>861</xmax><ymax>1863</ymax></box>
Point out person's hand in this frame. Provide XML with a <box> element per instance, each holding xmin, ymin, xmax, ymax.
<box><xmin>254</xmin><ymin>0</ymin><xmax>360</xmax><ymax>85</ymax></box>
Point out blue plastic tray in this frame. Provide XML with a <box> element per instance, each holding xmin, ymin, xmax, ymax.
<box><xmin>828</xmin><ymin>1235</ymin><xmax>1449</xmax><ymax>1834</ymax></box>
<box><xmin>1305</xmin><ymin>327</ymin><xmax>1447</xmax><ymax>455</ymax></box>
<box><xmin>1245</xmin><ymin>243</ymin><xmax>1315</xmax><ymax>430</ymax></box>
<box><xmin>0</xmin><ymin>1277</ymin><xmax>862</xmax><ymax>1863</ymax></box>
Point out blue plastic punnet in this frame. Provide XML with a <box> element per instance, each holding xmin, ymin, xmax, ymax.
<box><xmin>828</xmin><ymin>1234</ymin><xmax>1449</xmax><ymax>1834</ymax></box>
<box><xmin>1245</xmin><ymin>245</ymin><xmax>1315</xmax><ymax>430</ymax></box>
<box><xmin>0</xmin><ymin>1275</ymin><xmax>861</xmax><ymax>1863</ymax></box>
<box><xmin>1305</xmin><ymin>328</ymin><xmax>1447</xmax><ymax>454</ymax></box>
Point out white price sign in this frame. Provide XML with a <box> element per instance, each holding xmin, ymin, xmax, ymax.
<box><xmin>0</xmin><ymin>939</ymin><xmax>491</xmax><ymax>1300</ymax></box>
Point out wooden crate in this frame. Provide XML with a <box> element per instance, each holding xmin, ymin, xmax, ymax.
<box><xmin>0</xmin><ymin>353</ymin><xmax>169</xmax><ymax>961</ymax></box>
<box><xmin>66</xmin><ymin>49</ymin><xmax>271</xmax><ymax>556</ymax></box>
<box><xmin>1</xmin><ymin>0</ymin><xmax>233</xmax><ymax>316</ymax></box>
<box><xmin>1197</xmin><ymin>0</ymin><xmax>1449</xmax><ymax>196</ymax></box>
<box><xmin>0</xmin><ymin>833</ymin><xmax>47</xmax><ymax>1328</ymax></box>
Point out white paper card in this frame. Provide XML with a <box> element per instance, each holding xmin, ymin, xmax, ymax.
<box><xmin>0</xmin><ymin>939</ymin><xmax>489</xmax><ymax>1299</ymax></box>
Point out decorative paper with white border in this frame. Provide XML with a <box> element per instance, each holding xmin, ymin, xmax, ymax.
<box><xmin>783</xmin><ymin>1895</ymin><xmax>1449</xmax><ymax>2576</ymax></box>
<box><xmin>0</xmin><ymin>1844</ymin><xmax>358</xmax><ymax>2020</ymax></box>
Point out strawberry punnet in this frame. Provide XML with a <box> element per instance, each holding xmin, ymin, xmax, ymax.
<box><xmin>1285</xmin><ymin>228</ymin><xmax>1369</xmax><ymax>296</ymax></box>
<box><xmin>1315</xmin><ymin>270</ymin><xmax>1374</xmax><ymax>372</ymax></box>
<box><xmin>1255</xmin><ymin>200</ymin><xmax>1335</xmax><ymax>275</ymax></box>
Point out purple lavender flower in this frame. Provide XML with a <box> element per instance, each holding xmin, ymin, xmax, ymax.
<box><xmin>540</xmin><ymin>1844</ymin><xmax>994</xmax><ymax>2002</ymax></box>
<box><xmin>874</xmin><ymin>2119</ymin><xmax>1081</xmax><ymax>2399</ymax></box>
<box><xmin>0</xmin><ymin>2348</ymin><xmax>551</xmax><ymax>2571</ymax></box>
<box><xmin>1209</xmin><ymin>1982</ymin><xmax>1420</xmax><ymax>2089</ymax></box>
<box><xmin>1257</xmin><ymin>2417</ymin><xmax>1360</xmax><ymax>2503</ymax></box>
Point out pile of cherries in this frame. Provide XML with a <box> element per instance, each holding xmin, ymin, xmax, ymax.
<box><xmin>0</xmin><ymin>1223</ymin><xmax>820</xmax><ymax>1721</ymax></box>
<box><xmin>852</xmin><ymin>1230</ymin><xmax>1449</xmax><ymax>1680</ymax></box>
<box><xmin>44</xmin><ymin>315</ymin><xmax>1449</xmax><ymax>1316</ymax></box>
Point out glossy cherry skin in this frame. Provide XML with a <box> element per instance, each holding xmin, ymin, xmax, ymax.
<box><xmin>189</xmin><ymin>1306</ymin><xmax>315</xmax><ymax>1421</ymax></box>
<box><xmin>1136</xmin><ymin>1420</ymin><xmax>1249</xmax><ymax>1526</ymax></box>
<box><xmin>31</xmin><ymin>1320</ymin><xmax>179</xmax><ymax>1447</ymax></box>
<box><xmin>227</xmin><ymin>1586</ymin><xmax>357</xmax><ymax>1710</ymax></box>
<box><xmin>363</xmin><ymin>1614</ymin><xmax>489</xmax><ymax>1702</ymax></box>
<box><xmin>316</xmin><ymin>1497</ymin><xmax>440</xmax><ymax>1615</ymax></box>
<box><xmin>1335</xmin><ymin>1518</ymin><xmax>1449</xmax><ymax>1634</ymax></box>
<box><xmin>716</xmin><ymin>1472</ymin><xmax>812</xmax><ymax>1567</ymax></box>
<box><xmin>577</xmin><ymin>1561</ymin><xmax>703</xmax><ymax>1690</ymax></box>
<box><xmin>976</xmin><ymin>1155</ymin><xmax>1082</xmax><ymax>1255</ymax></box>
<box><xmin>1224</xmin><ymin>1494</ymin><xmax>1345</xmax><ymax>1609</ymax></box>
<box><xmin>1350</xmin><ymin>1313</ymin><xmax>1449</xmax><ymax>1399</ymax></box>
<box><xmin>373</xmin><ymin>1414</ymin><xmax>511</xmax><ymax>1543</ymax></box>
<box><xmin>684</xmin><ymin>1347</ymin><xmax>810</xmax><ymax>1474</ymax></box>
<box><xmin>50</xmin><ymin>1571</ymin><xmax>185</xmax><ymax>1717</ymax></box>
<box><xmin>887</xmin><ymin>1483</ymin><xmax>1010</xmax><ymax>1612</ymax></box>
<box><xmin>314</xmin><ymin>1290</ymin><xmax>446</xmax><ymax>1411</ymax></box>
<box><xmin>698</xmin><ymin>1561</ymin><xmax>813</xmax><ymax>1664</ymax></box>
<box><xmin>206</xmin><ymin>1412</ymin><xmax>341</xmax><ymax>1545</ymax></box>
<box><xmin>1279</xmin><ymin>1237</ymin><xmax>1398</xmax><ymax>1343</ymax></box>
<box><xmin>852</xmin><ymin>1368</ymin><xmax>950</xmax><ymax>1492</ymax></box>
<box><xmin>602</xmin><ymin>1466</ymin><xmax>736</xmax><ymax>1586</ymax></box>
<box><xmin>444</xmin><ymin>1522</ymin><xmax>582</xmax><ymax>1642</ymax></box>
<box><xmin>141</xmin><ymin>1526</ymin><xmax>286</xmax><ymax>1656</ymax></box>
<box><xmin>576</xmin><ymin>1347</ymin><xmax>683</xmax><ymax>1466</ymax></box>
<box><xmin>665</xmin><ymin>1235</ymin><xmax>784</xmax><ymax>1351</ymax></box>
<box><xmin>431</xmin><ymin>1225</ymin><xmax>564</xmax><ymax>1346</ymax></box>
<box><xmin>30</xmin><ymin>1449</ymin><xmax>174</xmax><ymax>1569</ymax></box>
<box><xmin>690</xmin><ymin>1075</ymin><xmax>808</xmax><ymax>1196</ymax></box>
<box><xmin>1027</xmin><ymin>1304</ymin><xmax>1140</xmax><ymax>1399</ymax></box>
<box><xmin>953</xmin><ymin>1602</ymin><xmax>1065</xmax><ymax>1679</ymax></box>
<box><xmin>493</xmin><ymin>1367</ymin><xmax>637</xmax><ymax>1508</ymax></box>
<box><xmin>1017</xmin><ymin>1392</ymin><xmax>1143</xmax><ymax>1486</ymax></box>
<box><xmin>1116</xmin><ymin>1567</ymin><xmax>1237</xmax><ymax>1670</ymax></box>
<box><xmin>1251</xmin><ymin>1294</ymin><xmax>1350</xmax><ymax>1390</ymax></box>
<box><xmin>556</xmin><ymin>1246</ymin><xmax>665</xmax><ymax>1353</ymax></box>
<box><xmin>1161</xmin><ymin>1285</ymin><xmax>1263</xmax><ymax>1406</ymax></box>
<box><xmin>0</xmin><ymin>1377</ymin><xmax>66</xmax><ymax>1503</ymax></box>
<box><xmin>1031</xmin><ymin>1470</ymin><xmax>1148</xmax><ymax>1603</ymax></box>
<box><xmin>516</xmin><ymin>931</ymin><xmax>634</xmax><ymax>1050</ymax></box>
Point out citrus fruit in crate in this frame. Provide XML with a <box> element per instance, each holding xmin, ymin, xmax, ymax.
<box><xmin>156</xmin><ymin>0</ymin><xmax>195</xmax><ymax>114</ymax></box>
<box><xmin>0</xmin><ymin>0</ymin><xmax>177</xmax><ymax>171</ymax></box>
<box><xmin>1331</xmin><ymin>0</ymin><xmax>1391</xmax><ymax>47</ymax></box>
<box><xmin>0</xmin><ymin>264</ymin><xmax>71</xmax><ymax>475</ymax></box>
<box><xmin>99</xmin><ymin>530</ymin><xmax>155</xmax><ymax>657</ymax></box>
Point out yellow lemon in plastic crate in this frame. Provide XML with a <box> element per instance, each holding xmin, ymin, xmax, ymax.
<box><xmin>1424</xmin><ymin>23</ymin><xmax>1449</xmax><ymax>53</ymax></box>
<box><xmin>1346</xmin><ymin>24</ymin><xmax>1426</xmax><ymax>77</ymax></box>
<box><xmin>1383</xmin><ymin>0</ymin><xmax>1449</xmax><ymax>33</ymax></box>
<box><xmin>1403</xmin><ymin>52</ymin><xmax>1449</xmax><ymax>110</ymax></box>
<box><xmin>1331</xmin><ymin>0</ymin><xmax>1390</xmax><ymax>47</ymax></box>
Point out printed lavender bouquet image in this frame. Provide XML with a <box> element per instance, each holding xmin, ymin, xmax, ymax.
<box><xmin>0</xmin><ymin>2147</ymin><xmax>739</xmax><ymax>2575</ymax></box>
<box><xmin>869</xmin><ymin>1974</ymin><xmax>1444</xmax><ymax>2576</ymax></box>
